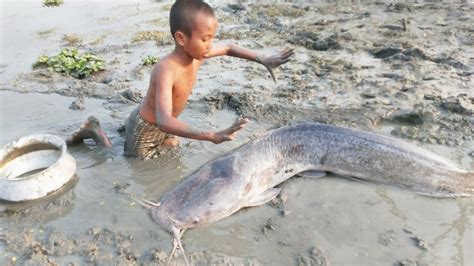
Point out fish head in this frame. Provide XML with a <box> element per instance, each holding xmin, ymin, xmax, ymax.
<box><xmin>151</xmin><ymin>156</ymin><xmax>240</xmax><ymax>232</ymax></box>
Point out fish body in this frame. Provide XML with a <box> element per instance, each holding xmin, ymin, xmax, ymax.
<box><xmin>152</xmin><ymin>123</ymin><xmax>473</xmax><ymax>235</ymax></box>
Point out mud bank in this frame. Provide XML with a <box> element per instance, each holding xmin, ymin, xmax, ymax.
<box><xmin>1</xmin><ymin>1</ymin><xmax>473</xmax><ymax>265</ymax></box>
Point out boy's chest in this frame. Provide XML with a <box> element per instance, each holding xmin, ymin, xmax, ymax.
<box><xmin>171</xmin><ymin>66</ymin><xmax>198</xmax><ymax>112</ymax></box>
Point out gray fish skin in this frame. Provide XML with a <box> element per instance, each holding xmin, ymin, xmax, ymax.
<box><xmin>152</xmin><ymin>123</ymin><xmax>473</xmax><ymax>234</ymax></box>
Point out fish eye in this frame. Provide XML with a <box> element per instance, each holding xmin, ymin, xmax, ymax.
<box><xmin>192</xmin><ymin>218</ymin><xmax>199</xmax><ymax>224</ymax></box>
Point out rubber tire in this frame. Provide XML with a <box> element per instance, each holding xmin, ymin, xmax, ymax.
<box><xmin>0</xmin><ymin>134</ymin><xmax>76</xmax><ymax>202</ymax></box>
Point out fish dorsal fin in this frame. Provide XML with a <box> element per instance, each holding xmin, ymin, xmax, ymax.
<box><xmin>296</xmin><ymin>170</ymin><xmax>326</xmax><ymax>179</ymax></box>
<box><xmin>245</xmin><ymin>188</ymin><xmax>281</xmax><ymax>207</ymax></box>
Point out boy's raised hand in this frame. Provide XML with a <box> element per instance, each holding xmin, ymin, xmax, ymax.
<box><xmin>258</xmin><ymin>47</ymin><xmax>294</xmax><ymax>83</ymax></box>
<box><xmin>211</xmin><ymin>118</ymin><xmax>249</xmax><ymax>144</ymax></box>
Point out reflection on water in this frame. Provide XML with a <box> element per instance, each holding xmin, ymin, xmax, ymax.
<box><xmin>0</xmin><ymin>176</ymin><xmax>78</xmax><ymax>223</ymax></box>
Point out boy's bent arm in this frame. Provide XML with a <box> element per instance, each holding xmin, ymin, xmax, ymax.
<box><xmin>154</xmin><ymin>67</ymin><xmax>213</xmax><ymax>141</ymax></box>
<box><xmin>205</xmin><ymin>43</ymin><xmax>258</xmax><ymax>62</ymax></box>
<box><xmin>153</xmin><ymin>65</ymin><xmax>248</xmax><ymax>143</ymax></box>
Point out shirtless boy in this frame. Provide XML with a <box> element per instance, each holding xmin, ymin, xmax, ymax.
<box><xmin>68</xmin><ymin>0</ymin><xmax>294</xmax><ymax>159</ymax></box>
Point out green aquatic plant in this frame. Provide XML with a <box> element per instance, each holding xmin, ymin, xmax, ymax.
<box><xmin>43</xmin><ymin>0</ymin><xmax>64</xmax><ymax>7</ymax></box>
<box><xmin>142</xmin><ymin>55</ymin><xmax>159</xmax><ymax>66</ymax></box>
<box><xmin>33</xmin><ymin>48</ymin><xmax>105</xmax><ymax>79</ymax></box>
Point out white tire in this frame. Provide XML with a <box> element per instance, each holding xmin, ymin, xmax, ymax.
<box><xmin>0</xmin><ymin>134</ymin><xmax>76</xmax><ymax>202</ymax></box>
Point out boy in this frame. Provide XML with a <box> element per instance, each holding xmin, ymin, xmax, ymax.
<box><xmin>68</xmin><ymin>0</ymin><xmax>293</xmax><ymax>159</ymax></box>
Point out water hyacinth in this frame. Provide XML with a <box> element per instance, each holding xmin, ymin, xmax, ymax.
<box><xmin>33</xmin><ymin>48</ymin><xmax>104</xmax><ymax>79</ymax></box>
<box><xmin>43</xmin><ymin>0</ymin><xmax>64</xmax><ymax>7</ymax></box>
<box><xmin>142</xmin><ymin>55</ymin><xmax>159</xmax><ymax>66</ymax></box>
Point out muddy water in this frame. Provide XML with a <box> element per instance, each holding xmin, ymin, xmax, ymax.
<box><xmin>1</xmin><ymin>0</ymin><xmax>473</xmax><ymax>265</ymax></box>
<box><xmin>0</xmin><ymin>90</ymin><xmax>472</xmax><ymax>265</ymax></box>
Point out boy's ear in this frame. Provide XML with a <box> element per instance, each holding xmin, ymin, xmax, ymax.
<box><xmin>174</xmin><ymin>31</ymin><xmax>187</xmax><ymax>46</ymax></box>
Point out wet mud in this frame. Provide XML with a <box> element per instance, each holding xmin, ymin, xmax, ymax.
<box><xmin>1</xmin><ymin>1</ymin><xmax>473</xmax><ymax>265</ymax></box>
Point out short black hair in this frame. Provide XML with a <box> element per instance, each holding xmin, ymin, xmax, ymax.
<box><xmin>169</xmin><ymin>0</ymin><xmax>215</xmax><ymax>38</ymax></box>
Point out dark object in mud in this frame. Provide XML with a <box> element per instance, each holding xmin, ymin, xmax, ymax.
<box><xmin>120</xmin><ymin>89</ymin><xmax>143</xmax><ymax>103</ymax></box>
<box><xmin>370</xmin><ymin>47</ymin><xmax>430</xmax><ymax>61</ymax></box>
<box><xmin>397</xmin><ymin>259</ymin><xmax>429</xmax><ymax>266</ymax></box>
<box><xmin>410</xmin><ymin>236</ymin><xmax>429</xmax><ymax>251</ymax></box>
<box><xmin>386</xmin><ymin>3</ymin><xmax>413</xmax><ymax>13</ymax></box>
<box><xmin>291</xmin><ymin>32</ymin><xmax>342</xmax><ymax>51</ymax></box>
<box><xmin>370</xmin><ymin>47</ymin><xmax>399</xmax><ymax>59</ymax></box>
<box><xmin>440</xmin><ymin>94</ymin><xmax>473</xmax><ymax>115</ymax></box>
<box><xmin>66</xmin><ymin>116</ymin><xmax>112</xmax><ymax>147</ymax></box>
<box><xmin>389</xmin><ymin>110</ymin><xmax>424</xmax><ymax>125</ymax></box>
<box><xmin>381</xmin><ymin>24</ymin><xmax>405</xmax><ymax>31</ymax></box>
<box><xmin>69</xmin><ymin>97</ymin><xmax>85</xmax><ymax>110</ymax></box>
<box><xmin>226</xmin><ymin>3</ymin><xmax>246</xmax><ymax>12</ymax></box>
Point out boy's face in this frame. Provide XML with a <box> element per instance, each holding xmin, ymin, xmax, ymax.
<box><xmin>182</xmin><ymin>12</ymin><xmax>217</xmax><ymax>60</ymax></box>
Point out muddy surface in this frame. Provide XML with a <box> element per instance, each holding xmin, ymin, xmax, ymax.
<box><xmin>1</xmin><ymin>1</ymin><xmax>473</xmax><ymax>265</ymax></box>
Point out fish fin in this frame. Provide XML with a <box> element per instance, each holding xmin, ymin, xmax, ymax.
<box><xmin>245</xmin><ymin>188</ymin><xmax>281</xmax><ymax>207</ymax></box>
<box><xmin>134</xmin><ymin>198</ymin><xmax>160</xmax><ymax>209</ymax></box>
<box><xmin>296</xmin><ymin>170</ymin><xmax>326</xmax><ymax>179</ymax></box>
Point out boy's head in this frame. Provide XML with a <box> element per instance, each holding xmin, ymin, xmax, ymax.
<box><xmin>169</xmin><ymin>0</ymin><xmax>217</xmax><ymax>60</ymax></box>
<box><xmin>170</xmin><ymin>0</ymin><xmax>215</xmax><ymax>39</ymax></box>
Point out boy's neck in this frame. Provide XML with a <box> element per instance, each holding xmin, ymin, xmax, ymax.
<box><xmin>171</xmin><ymin>45</ymin><xmax>195</xmax><ymax>66</ymax></box>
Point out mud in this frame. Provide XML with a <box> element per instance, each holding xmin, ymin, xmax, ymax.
<box><xmin>1</xmin><ymin>1</ymin><xmax>473</xmax><ymax>265</ymax></box>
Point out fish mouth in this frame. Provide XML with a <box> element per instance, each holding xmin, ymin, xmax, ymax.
<box><xmin>151</xmin><ymin>207</ymin><xmax>191</xmax><ymax>265</ymax></box>
<box><xmin>151</xmin><ymin>207</ymin><xmax>183</xmax><ymax>233</ymax></box>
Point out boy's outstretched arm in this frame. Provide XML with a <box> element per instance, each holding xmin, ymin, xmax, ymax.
<box><xmin>154</xmin><ymin>65</ymin><xmax>249</xmax><ymax>144</ymax></box>
<box><xmin>206</xmin><ymin>44</ymin><xmax>294</xmax><ymax>82</ymax></box>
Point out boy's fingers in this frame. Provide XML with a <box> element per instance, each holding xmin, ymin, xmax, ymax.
<box><xmin>282</xmin><ymin>57</ymin><xmax>291</xmax><ymax>64</ymax></box>
<box><xmin>232</xmin><ymin>123</ymin><xmax>246</xmax><ymax>132</ymax></box>
<box><xmin>227</xmin><ymin>118</ymin><xmax>249</xmax><ymax>135</ymax></box>
<box><xmin>285</xmin><ymin>49</ymin><xmax>295</xmax><ymax>56</ymax></box>
<box><xmin>233</xmin><ymin>117</ymin><xmax>249</xmax><ymax>127</ymax></box>
<box><xmin>282</xmin><ymin>51</ymin><xmax>294</xmax><ymax>59</ymax></box>
<box><xmin>240</xmin><ymin>117</ymin><xmax>250</xmax><ymax>123</ymax></box>
<box><xmin>282</xmin><ymin>47</ymin><xmax>294</xmax><ymax>55</ymax></box>
<box><xmin>283</xmin><ymin>50</ymin><xmax>294</xmax><ymax>58</ymax></box>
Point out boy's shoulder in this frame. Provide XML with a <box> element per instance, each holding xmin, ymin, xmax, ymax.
<box><xmin>155</xmin><ymin>54</ymin><xmax>173</xmax><ymax>68</ymax></box>
<box><xmin>153</xmin><ymin>55</ymin><xmax>175</xmax><ymax>75</ymax></box>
